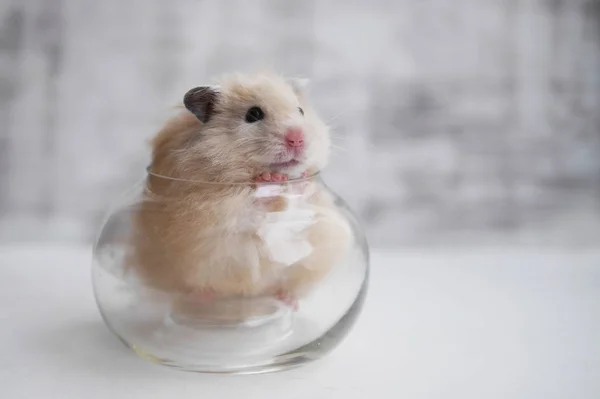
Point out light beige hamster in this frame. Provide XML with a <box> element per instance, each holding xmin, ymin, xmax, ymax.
<box><xmin>128</xmin><ymin>72</ymin><xmax>350</xmax><ymax>312</ymax></box>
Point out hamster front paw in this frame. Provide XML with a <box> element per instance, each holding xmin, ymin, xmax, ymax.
<box><xmin>254</xmin><ymin>172</ymin><xmax>288</xmax><ymax>183</ymax></box>
<box><xmin>253</xmin><ymin>172</ymin><xmax>289</xmax><ymax>210</ymax></box>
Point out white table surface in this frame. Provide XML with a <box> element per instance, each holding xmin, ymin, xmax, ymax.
<box><xmin>1</xmin><ymin>244</ymin><xmax>599</xmax><ymax>399</ymax></box>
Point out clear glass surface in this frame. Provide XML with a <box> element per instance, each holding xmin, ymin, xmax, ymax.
<box><xmin>92</xmin><ymin>172</ymin><xmax>369</xmax><ymax>373</ymax></box>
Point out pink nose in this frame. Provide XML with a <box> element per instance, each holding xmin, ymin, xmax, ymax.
<box><xmin>285</xmin><ymin>128</ymin><xmax>304</xmax><ymax>148</ymax></box>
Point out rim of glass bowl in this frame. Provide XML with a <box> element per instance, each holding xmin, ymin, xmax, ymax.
<box><xmin>145</xmin><ymin>165</ymin><xmax>320</xmax><ymax>186</ymax></box>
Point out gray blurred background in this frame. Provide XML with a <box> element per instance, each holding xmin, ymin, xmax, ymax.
<box><xmin>0</xmin><ymin>0</ymin><xmax>599</xmax><ymax>248</ymax></box>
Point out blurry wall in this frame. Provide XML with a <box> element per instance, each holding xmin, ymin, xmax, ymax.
<box><xmin>0</xmin><ymin>0</ymin><xmax>599</xmax><ymax>247</ymax></box>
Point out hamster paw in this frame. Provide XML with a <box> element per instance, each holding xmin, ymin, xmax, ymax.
<box><xmin>253</xmin><ymin>173</ymin><xmax>288</xmax><ymax>210</ymax></box>
<box><xmin>288</xmin><ymin>171</ymin><xmax>312</xmax><ymax>196</ymax></box>
<box><xmin>275</xmin><ymin>289</ymin><xmax>299</xmax><ymax>311</ymax></box>
<box><xmin>255</xmin><ymin>172</ymin><xmax>288</xmax><ymax>183</ymax></box>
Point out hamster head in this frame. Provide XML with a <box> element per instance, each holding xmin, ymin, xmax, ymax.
<box><xmin>154</xmin><ymin>73</ymin><xmax>330</xmax><ymax>183</ymax></box>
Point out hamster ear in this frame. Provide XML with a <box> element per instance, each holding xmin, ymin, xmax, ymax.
<box><xmin>288</xmin><ymin>78</ymin><xmax>310</xmax><ymax>95</ymax></box>
<box><xmin>183</xmin><ymin>86</ymin><xmax>219</xmax><ymax>123</ymax></box>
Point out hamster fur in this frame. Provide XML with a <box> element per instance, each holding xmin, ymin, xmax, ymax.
<box><xmin>128</xmin><ymin>73</ymin><xmax>350</xmax><ymax>311</ymax></box>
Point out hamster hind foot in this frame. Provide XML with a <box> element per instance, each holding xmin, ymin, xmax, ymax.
<box><xmin>275</xmin><ymin>289</ymin><xmax>299</xmax><ymax>311</ymax></box>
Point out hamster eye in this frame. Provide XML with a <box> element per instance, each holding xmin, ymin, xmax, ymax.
<box><xmin>245</xmin><ymin>106</ymin><xmax>265</xmax><ymax>123</ymax></box>
<box><xmin>298</xmin><ymin>107</ymin><xmax>304</xmax><ymax>116</ymax></box>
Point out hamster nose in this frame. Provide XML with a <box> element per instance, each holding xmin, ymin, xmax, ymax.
<box><xmin>285</xmin><ymin>128</ymin><xmax>304</xmax><ymax>148</ymax></box>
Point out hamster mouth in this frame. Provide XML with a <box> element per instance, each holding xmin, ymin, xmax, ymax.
<box><xmin>269</xmin><ymin>159</ymin><xmax>300</xmax><ymax>169</ymax></box>
<box><xmin>269</xmin><ymin>147</ymin><xmax>306</xmax><ymax>171</ymax></box>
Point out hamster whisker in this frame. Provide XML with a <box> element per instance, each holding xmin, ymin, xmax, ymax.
<box><xmin>329</xmin><ymin>134</ymin><xmax>377</xmax><ymax>150</ymax></box>
<box><xmin>329</xmin><ymin>133</ymin><xmax>351</xmax><ymax>140</ymax></box>
<box><xmin>325</xmin><ymin>110</ymin><xmax>352</xmax><ymax>125</ymax></box>
<box><xmin>330</xmin><ymin>143</ymin><xmax>350</xmax><ymax>154</ymax></box>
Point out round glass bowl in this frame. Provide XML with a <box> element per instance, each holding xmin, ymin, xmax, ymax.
<box><xmin>92</xmin><ymin>171</ymin><xmax>369</xmax><ymax>373</ymax></box>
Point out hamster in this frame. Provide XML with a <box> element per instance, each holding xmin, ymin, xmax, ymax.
<box><xmin>128</xmin><ymin>73</ymin><xmax>350</xmax><ymax>313</ymax></box>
